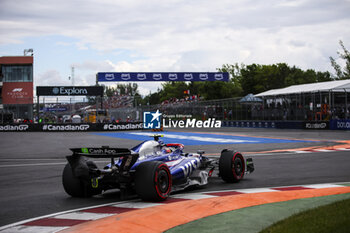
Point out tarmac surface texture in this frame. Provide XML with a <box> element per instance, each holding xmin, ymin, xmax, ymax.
<box><xmin>0</xmin><ymin>127</ymin><xmax>349</xmax><ymax>227</ymax></box>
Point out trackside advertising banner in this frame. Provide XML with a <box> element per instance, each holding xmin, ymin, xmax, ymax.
<box><xmin>303</xmin><ymin>121</ymin><xmax>329</xmax><ymax>130</ymax></box>
<box><xmin>223</xmin><ymin>121</ymin><xmax>276</xmax><ymax>128</ymax></box>
<box><xmin>98</xmin><ymin>72</ymin><xmax>229</xmax><ymax>82</ymax></box>
<box><xmin>0</xmin><ymin>123</ymin><xmax>143</xmax><ymax>132</ymax></box>
<box><xmin>330</xmin><ymin>119</ymin><xmax>350</xmax><ymax>130</ymax></box>
<box><xmin>223</xmin><ymin>121</ymin><xmax>330</xmax><ymax>130</ymax></box>
<box><xmin>2</xmin><ymin>82</ymin><xmax>33</xmax><ymax>104</ymax></box>
<box><xmin>36</xmin><ymin>86</ymin><xmax>104</xmax><ymax>96</ymax></box>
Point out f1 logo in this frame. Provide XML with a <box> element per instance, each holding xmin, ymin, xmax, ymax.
<box><xmin>143</xmin><ymin>110</ymin><xmax>162</xmax><ymax>129</ymax></box>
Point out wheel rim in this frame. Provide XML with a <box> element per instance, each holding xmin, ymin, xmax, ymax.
<box><xmin>157</xmin><ymin>169</ymin><xmax>169</xmax><ymax>193</ymax></box>
<box><xmin>234</xmin><ymin>159</ymin><xmax>242</xmax><ymax>176</ymax></box>
<box><xmin>232</xmin><ymin>155</ymin><xmax>244</xmax><ymax>179</ymax></box>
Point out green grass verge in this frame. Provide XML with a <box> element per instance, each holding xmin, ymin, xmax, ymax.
<box><xmin>166</xmin><ymin>193</ymin><xmax>350</xmax><ymax>233</ymax></box>
<box><xmin>260</xmin><ymin>198</ymin><xmax>350</xmax><ymax>233</ymax></box>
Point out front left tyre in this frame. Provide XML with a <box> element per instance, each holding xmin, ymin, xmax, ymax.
<box><xmin>219</xmin><ymin>149</ymin><xmax>245</xmax><ymax>183</ymax></box>
<box><xmin>135</xmin><ymin>161</ymin><xmax>172</xmax><ymax>201</ymax></box>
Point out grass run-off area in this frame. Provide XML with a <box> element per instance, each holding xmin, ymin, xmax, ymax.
<box><xmin>260</xmin><ymin>198</ymin><xmax>350</xmax><ymax>233</ymax></box>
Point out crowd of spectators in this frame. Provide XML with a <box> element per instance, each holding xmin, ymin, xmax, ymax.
<box><xmin>103</xmin><ymin>95</ymin><xmax>134</xmax><ymax>109</ymax></box>
<box><xmin>161</xmin><ymin>95</ymin><xmax>202</xmax><ymax>106</ymax></box>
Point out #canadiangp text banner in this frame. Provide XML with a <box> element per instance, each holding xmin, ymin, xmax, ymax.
<box><xmin>97</xmin><ymin>72</ymin><xmax>229</xmax><ymax>82</ymax></box>
<box><xmin>0</xmin><ymin>123</ymin><xmax>143</xmax><ymax>132</ymax></box>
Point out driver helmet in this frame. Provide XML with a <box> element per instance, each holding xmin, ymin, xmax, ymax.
<box><xmin>162</xmin><ymin>147</ymin><xmax>173</xmax><ymax>154</ymax></box>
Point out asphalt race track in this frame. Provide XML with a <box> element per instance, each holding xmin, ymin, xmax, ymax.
<box><xmin>1</xmin><ymin>128</ymin><xmax>350</xmax><ymax>227</ymax></box>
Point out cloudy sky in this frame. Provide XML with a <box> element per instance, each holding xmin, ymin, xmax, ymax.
<box><xmin>1</xmin><ymin>0</ymin><xmax>349</xmax><ymax>96</ymax></box>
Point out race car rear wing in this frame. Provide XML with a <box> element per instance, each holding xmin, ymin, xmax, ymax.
<box><xmin>67</xmin><ymin>146</ymin><xmax>139</xmax><ymax>178</ymax></box>
<box><xmin>70</xmin><ymin>147</ymin><xmax>133</xmax><ymax>158</ymax></box>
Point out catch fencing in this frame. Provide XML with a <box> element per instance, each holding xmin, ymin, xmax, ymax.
<box><xmin>108</xmin><ymin>91</ymin><xmax>350</xmax><ymax>122</ymax></box>
<box><xmin>3</xmin><ymin>90</ymin><xmax>349</xmax><ymax>124</ymax></box>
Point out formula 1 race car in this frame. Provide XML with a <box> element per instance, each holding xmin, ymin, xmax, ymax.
<box><xmin>62</xmin><ymin>135</ymin><xmax>254</xmax><ymax>201</ymax></box>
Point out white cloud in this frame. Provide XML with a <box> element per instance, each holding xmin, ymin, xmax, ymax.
<box><xmin>1</xmin><ymin>0</ymin><xmax>350</xmax><ymax>94</ymax></box>
<box><xmin>34</xmin><ymin>70</ymin><xmax>69</xmax><ymax>87</ymax></box>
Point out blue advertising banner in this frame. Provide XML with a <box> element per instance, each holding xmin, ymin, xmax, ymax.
<box><xmin>97</xmin><ymin>72</ymin><xmax>229</xmax><ymax>82</ymax></box>
<box><xmin>330</xmin><ymin>119</ymin><xmax>350</xmax><ymax>130</ymax></box>
<box><xmin>223</xmin><ymin>121</ymin><xmax>276</xmax><ymax>128</ymax></box>
<box><xmin>42</xmin><ymin>107</ymin><xmax>68</xmax><ymax>112</ymax></box>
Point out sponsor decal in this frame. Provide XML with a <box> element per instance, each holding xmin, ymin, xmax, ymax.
<box><xmin>143</xmin><ymin>110</ymin><xmax>162</xmax><ymax>129</ymax></box>
<box><xmin>336</xmin><ymin>121</ymin><xmax>350</xmax><ymax>129</ymax></box>
<box><xmin>42</xmin><ymin>124</ymin><xmax>90</xmax><ymax>131</ymax></box>
<box><xmin>87</xmin><ymin>148</ymin><xmax>119</xmax><ymax>154</ymax></box>
<box><xmin>152</xmin><ymin>73</ymin><xmax>162</xmax><ymax>80</ymax></box>
<box><xmin>103</xmin><ymin>123</ymin><xmax>143</xmax><ymax>130</ymax></box>
<box><xmin>137</xmin><ymin>73</ymin><xmax>147</xmax><ymax>80</ymax></box>
<box><xmin>184</xmin><ymin>73</ymin><xmax>193</xmax><ymax>80</ymax></box>
<box><xmin>0</xmin><ymin>124</ymin><xmax>29</xmax><ymax>131</ymax></box>
<box><xmin>55</xmin><ymin>87</ymin><xmax>88</xmax><ymax>95</ymax></box>
<box><xmin>81</xmin><ymin>148</ymin><xmax>89</xmax><ymax>154</ymax></box>
<box><xmin>180</xmin><ymin>158</ymin><xmax>200</xmax><ymax>177</ymax></box>
<box><xmin>37</xmin><ymin>86</ymin><xmax>103</xmax><ymax>96</ymax></box>
<box><xmin>168</xmin><ymin>73</ymin><xmax>178</xmax><ymax>80</ymax></box>
<box><xmin>121</xmin><ymin>73</ymin><xmax>131</xmax><ymax>80</ymax></box>
<box><xmin>305</xmin><ymin>122</ymin><xmax>328</xmax><ymax>129</ymax></box>
<box><xmin>97</xmin><ymin>72</ymin><xmax>229</xmax><ymax>82</ymax></box>
<box><xmin>43</xmin><ymin>107</ymin><xmax>68</xmax><ymax>112</ymax></box>
<box><xmin>105</xmin><ymin>73</ymin><xmax>115</xmax><ymax>81</ymax></box>
<box><xmin>330</xmin><ymin>120</ymin><xmax>350</xmax><ymax>130</ymax></box>
<box><xmin>12</xmin><ymin>88</ymin><xmax>23</xmax><ymax>92</ymax></box>
<box><xmin>52</xmin><ymin>87</ymin><xmax>60</xmax><ymax>95</ymax></box>
<box><xmin>7</xmin><ymin>88</ymin><xmax>28</xmax><ymax>97</ymax></box>
<box><xmin>2</xmin><ymin>82</ymin><xmax>33</xmax><ymax>104</ymax></box>
<box><xmin>199</xmin><ymin>73</ymin><xmax>208</xmax><ymax>80</ymax></box>
<box><xmin>214</xmin><ymin>73</ymin><xmax>224</xmax><ymax>80</ymax></box>
<box><xmin>91</xmin><ymin>178</ymin><xmax>98</xmax><ymax>188</ymax></box>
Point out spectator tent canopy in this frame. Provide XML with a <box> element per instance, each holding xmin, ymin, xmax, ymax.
<box><xmin>255</xmin><ymin>79</ymin><xmax>350</xmax><ymax>121</ymax></box>
<box><xmin>255</xmin><ymin>79</ymin><xmax>350</xmax><ymax>97</ymax></box>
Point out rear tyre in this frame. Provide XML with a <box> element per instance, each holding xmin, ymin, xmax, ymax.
<box><xmin>62</xmin><ymin>162</ymin><xmax>101</xmax><ymax>197</ymax></box>
<box><xmin>135</xmin><ymin>161</ymin><xmax>172</xmax><ymax>201</ymax></box>
<box><xmin>219</xmin><ymin>150</ymin><xmax>245</xmax><ymax>183</ymax></box>
<box><xmin>62</xmin><ymin>163</ymin><xmax>86</xmax><ymax>197</ymax></box>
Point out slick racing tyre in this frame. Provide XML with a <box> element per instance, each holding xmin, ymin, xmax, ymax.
<box><xmin>62</xmin><ymin>163</ymin><xmax>101</xmax><ymax>197</ymax></box>
<box><xmin>219</xmin><ymin>150</ymin><xmax>245</xmax><ymax>183</ymax></box>
<box><xmin>135</xmin><ymin>161</ymin><xmax>172</xmax><ymax>201</ymax></box>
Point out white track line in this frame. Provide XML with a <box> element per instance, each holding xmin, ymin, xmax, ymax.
<box><xmin>112</xmin><ymin>202</ymin><xmax>162</xmax><ymax>209</ymax></box>
<box><xmin>0</xmin><ymin>200</ymin><xmax>131</xmax><ymax>231</ymax></box>
<box><xmin>0</xmin><ymin>226</ymin><xmax>68</xmax><ymax>233</ymax></box>
<box><xmin>230</xmin><ymin>188</ymin><xmax>278</xmax><ymax>194</ymax></box>
<box><xmin>53</xmin><ymin>212</ymin><xmax>114</xmax><ymax>220</ymax></box>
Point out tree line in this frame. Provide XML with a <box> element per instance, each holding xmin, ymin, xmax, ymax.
<box><xmin>102</xmin><ymin>40</ymin><xmax>349</xmax><ymax>105</ymax></box>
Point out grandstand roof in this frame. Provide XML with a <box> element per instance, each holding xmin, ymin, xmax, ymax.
<box><xmin>255</xmin><ymin>79</ymin><xmax>350</xmax><ymax>97</ymax></box>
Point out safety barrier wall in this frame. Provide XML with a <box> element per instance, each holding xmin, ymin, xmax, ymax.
<box><xmin>276</xmin><ymin>121</ymin><xmax>304</xmax><ymax>129</ymax></box>
<box><xmin>222</xmin><ymin>121</ymin><xmax>276</xmax><ymax>128</ymax></box>
<box><xmin>0</xmin><ymin>122</ymin><xmax>143</xmax><ymax>132</ymax></box>
<box><xmin>3</xmin><ymin>120</ymin><xmax>349</xmax><ymax>131</ymax></box>
<box><xmin>223</xmin><ymin>121</ymin><xmax>331</xmax><ymax>130</ymax></box>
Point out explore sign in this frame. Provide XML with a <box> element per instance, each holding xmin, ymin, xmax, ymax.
<box><xmin>36</xmin><ymin>86</ymin><xmax>104</xmax><ymax>96</ymax></box>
